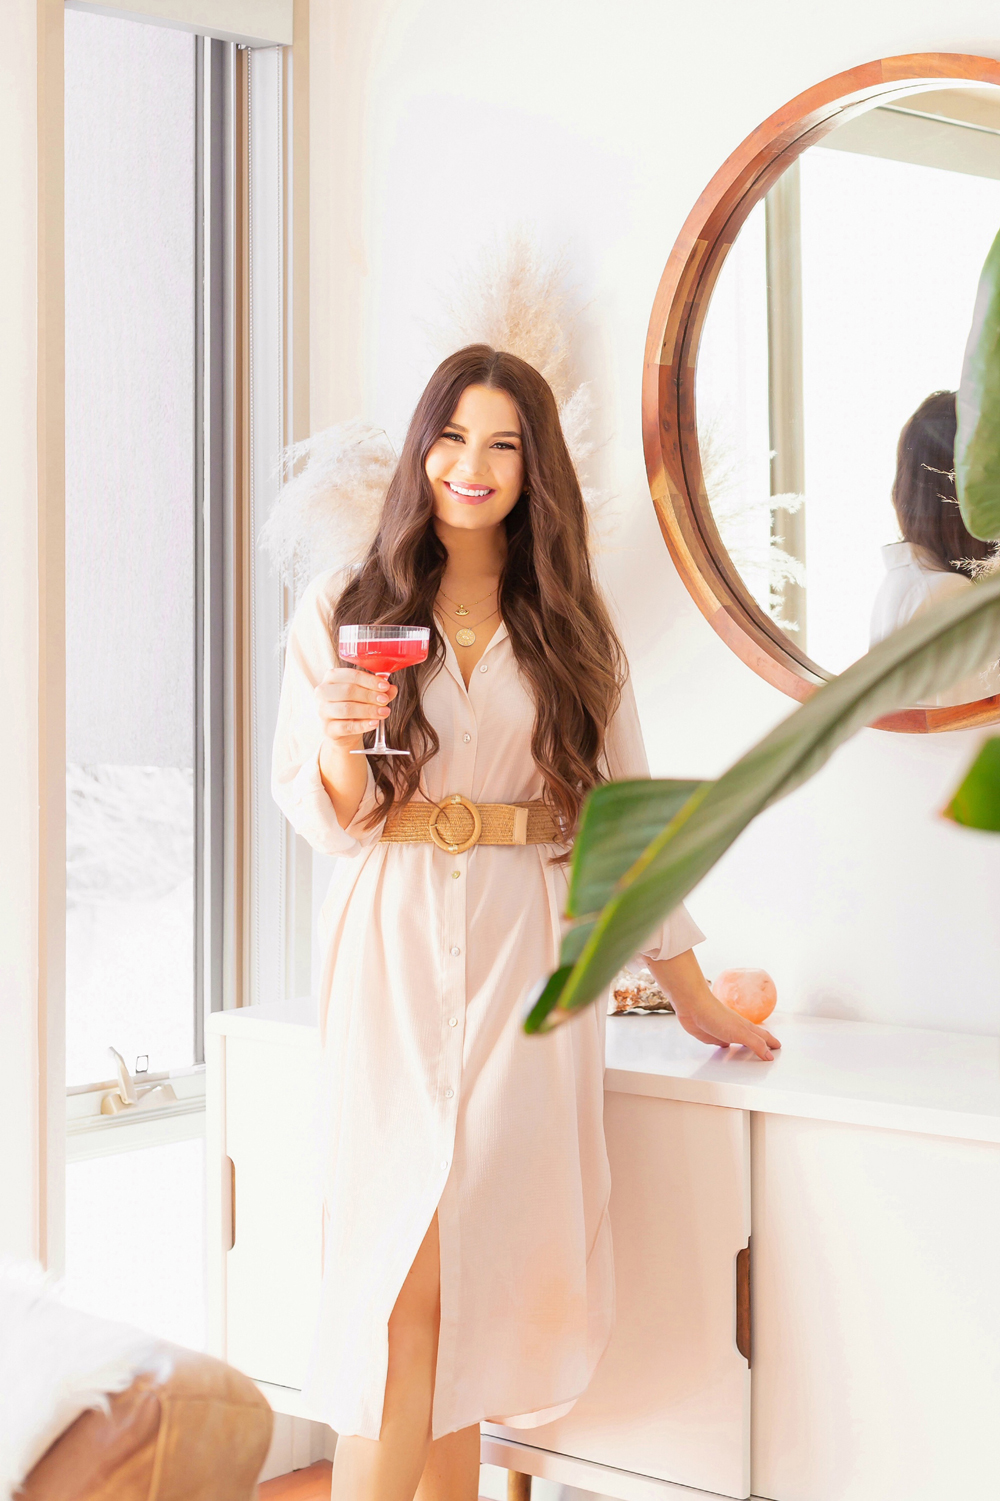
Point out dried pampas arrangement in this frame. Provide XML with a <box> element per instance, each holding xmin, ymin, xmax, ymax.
<box><xmin>429</xmin><ymin>233</ymin><xmax>573</xmax><ymax>404</ymax></box>
<box><xmin>258</xmin><ymin>419</ymin><xmax>398</xmax><ymax>599</ymax></box>
<box><xmin>259</xmin><ymin>235</ymin><xmax>600</xmax><ymax>594</ymax></box>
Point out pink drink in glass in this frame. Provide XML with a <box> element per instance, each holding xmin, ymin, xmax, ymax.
<box><xmin>338</xmin><ymin>625</ymin><xmax>430</xmax><ymax>756</ymax></box>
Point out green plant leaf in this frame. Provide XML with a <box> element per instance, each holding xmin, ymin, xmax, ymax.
<box><xmin>957</xmin><ymin>225</ymin><xmax>1000</xmax><ymax>541</ymax></box>
<box><xmin>942</xmin><ymin>737</ymin><xmax>1000</xmax><ymax>832</ymax></box>
<box><xmin>526</xmin><ymin>570</ymin><xmax>1000</xmax><ymax>1033</ymax></box>
<box><xmin>567</xmin><ymin>778</ymin><xmax>705</xmax><ymax>918</ymax></box>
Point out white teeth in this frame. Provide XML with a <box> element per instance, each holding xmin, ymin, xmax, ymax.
<box><xmin>449</xmin><ymin>483</ymin><xmax>491</xmax><ymax>497</ymax></box>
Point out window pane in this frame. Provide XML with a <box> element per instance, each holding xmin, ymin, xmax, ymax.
<box><xmin>65</xmin><ymin>10</ymin><xmax>197</xmax><ymax>1085</ymax></box>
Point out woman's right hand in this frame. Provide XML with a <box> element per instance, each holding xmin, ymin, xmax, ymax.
<box><xmin>314</xmin><ymin>667</ymin><xmax>397</xmax><ymax>748</ymax></box>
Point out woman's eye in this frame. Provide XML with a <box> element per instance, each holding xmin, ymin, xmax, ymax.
<box><xmin>494</xmin><ymin>441</ymin><xmax>517</xmax><ymax>451</ymax></box>
<box><xmin>442</xmin><ymin>431</ymin><xmax>463</xmax><ymax>443</ymax></box>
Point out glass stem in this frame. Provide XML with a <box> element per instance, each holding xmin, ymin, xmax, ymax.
<box><xmin>371</xmin><ymin>674</ymin><xmax>392</xmax><ymax>752</ymax></box>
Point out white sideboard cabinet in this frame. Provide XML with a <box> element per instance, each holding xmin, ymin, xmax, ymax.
<box><xmin>206</xmin><ymin>1003</ymin><xmax>1000</xmax><ymax>1501</ymax></box>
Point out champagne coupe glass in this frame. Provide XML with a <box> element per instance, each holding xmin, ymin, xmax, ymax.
<box><xmin>338</xmin><ymin>624</ymin><xmax>430</xmax><ymax>757</ymax></box>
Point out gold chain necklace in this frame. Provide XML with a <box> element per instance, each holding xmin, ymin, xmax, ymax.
<box><xmin>441</xmin><ymin>603</ymin><xmax>500</xmax><ymax>648</ymax></box>
<box><xmin>438</xmin><ymin>584</ymin><xmax>498</xmax><ymax>618</ymax></box>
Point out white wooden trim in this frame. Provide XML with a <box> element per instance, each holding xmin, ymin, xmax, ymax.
<box><xmin>206</xmin><ymin>1030</ymin><xmax>228</xmax><ymax>1359</ymax></box>
<box><xmin>2</xmin><ymin>0</ymin><xmax>66</xmax><ymax>1270</ymax></box>
<box><xmin>65</xmin><ymin>0</ymin><xmax>292</xmax><ymax>47</ymax></box>
<box><xmin>246</xmin><ymin>44</ymin><xmax>289</xmax><ymax>1007</ymax></box>
<box><xmin>1</xmin><ymin>0</ymin><xmax>43</xmax><ymax>1266</ymax></box>
<box><xmin>65</xmin><ymin>1069</ymin><xmax>207</xmax><ymax>1160</ymax></box>
<box><xmin>65</xmin><ymin>1108</ymin><xmax>205</xmax><ymax>1161</ymax></box>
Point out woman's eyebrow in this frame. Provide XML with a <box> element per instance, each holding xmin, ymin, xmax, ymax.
<box><xmin>443</xmin><ymin>422</ymin><xmax>522</xmax><ymax>439</ymax></box>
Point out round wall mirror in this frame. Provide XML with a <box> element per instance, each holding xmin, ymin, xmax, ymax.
<box><xmin>644</xmin><ymin>54</ymin><xmax>1000</xmax><ymax>732</ymax></box>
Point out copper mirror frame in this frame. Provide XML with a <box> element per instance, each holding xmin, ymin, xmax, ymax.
<box><xmin>643</xmin><ymin>53</ymin><xmax>1000</xmax><ymax>733</ymax></box>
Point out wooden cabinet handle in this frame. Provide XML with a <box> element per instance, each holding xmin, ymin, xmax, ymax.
<box><xmin>226</xmin><ymin>1155</ymin><xmax>236</xmax><ymax>1251</ymax></box>
<box><xmin>736</xmin><ymin>1240</ymin><xmax>751</xmax><ymax>1365</ymax></box>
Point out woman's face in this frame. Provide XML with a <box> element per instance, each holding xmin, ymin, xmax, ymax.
<box><xmin>425</xmin><ymin>384</ymin><xmax>525</xmax><ymax>532</ymax></box>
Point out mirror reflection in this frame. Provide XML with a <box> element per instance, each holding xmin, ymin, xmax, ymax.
<box><xmin>697</xmin><ymin>86</ymin><xmax>1000</xmax><ymax>701</ymax></box>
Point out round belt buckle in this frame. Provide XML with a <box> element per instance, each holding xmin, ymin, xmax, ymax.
<box><xmin>428</xmin><ymin>794</ymin><xmax>482</xmax><ymax>854</ymax></box>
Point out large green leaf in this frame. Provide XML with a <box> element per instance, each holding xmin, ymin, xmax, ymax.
<box><xmin>957</xmin><ymin>225</ymin><xmax>1000</xmax><ymax>541</ymax></box>
<box><xmin>568</xmin><ymin>779</ymin><xmax>705</xmax><ymax>917</ymax></box>
<box><xmin>526</xmin><ymin>571</ymin><xmax>1000</xmax><ymax>1032</ymax></box>
<box><xmin>943</xmin><ymin>737</ymin><xmax>1000</xmax><ymax>832</ymax></box>
<box><xmin>560</xmin><ymin>779</ymin><xmax>705</xmax><ymax>964</ymax></box>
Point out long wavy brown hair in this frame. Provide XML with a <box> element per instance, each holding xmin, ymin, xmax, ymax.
<box><xmin>331</xmin><ymin>344</ymin><xmax>625</xmax><ymax>841</ymax></box>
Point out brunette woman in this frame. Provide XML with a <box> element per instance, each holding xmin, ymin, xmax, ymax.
<box><xmin>870</xmin><ymin>389</ymin><xmax>999</xmax><ymax>703</ymax></box>
<box><xmin>272</xmin><ymin>346</ymin><xmax>779</xmax><ymax>1501</ymax></box>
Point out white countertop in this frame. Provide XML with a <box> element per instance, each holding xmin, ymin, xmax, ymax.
<box><xmin>208</xmin><ymin>1001</ymin><xmax>1000</xmax><ymax>1145</ymax></box>
<box><xmin>207</xmin><ymin>996</ymin><xmax>320</xmax><ymax>1046</ymax></box>
<box><xmin>607</xmin><ymin>1011</ymin><xmax>1000</xmax><ymax>1145</ymax></box>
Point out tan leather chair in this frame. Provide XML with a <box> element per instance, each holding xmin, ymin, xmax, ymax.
<box><xmin>20</xmin><ymin>1346</ymin><xmax>273</xmax><ymax>1501</ymax></box>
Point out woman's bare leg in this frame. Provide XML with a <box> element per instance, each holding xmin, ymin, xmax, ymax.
<box><xmin>414</xmin><ymin>1423</ymin><xmax>481</xmax><ymax>1501</ymax></box>
<box><xmin>330</xmin><ymin>1216</ymin><xmax>442</xmax><ymax>1501</ymax></box>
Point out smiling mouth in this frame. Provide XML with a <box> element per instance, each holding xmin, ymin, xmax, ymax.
<box><xmin>445</xmin><ymin>481</ymin><xmax>494</xmax><ymax>503</ymax></box>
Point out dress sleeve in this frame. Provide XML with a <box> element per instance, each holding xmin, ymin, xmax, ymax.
<box><xmin>270</xmin><ymin>572</ymin><xmax>385</xmax><ymax>858</ymax></box>
<box><xmin>601</xmin><ymin>674</ymin><xmax>706</xmax><ymax>963</ymax></box>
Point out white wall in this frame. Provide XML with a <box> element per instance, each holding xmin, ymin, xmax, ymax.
<box><xmin>308</xmin><ymin>0</ymin><xmax>1000</xmax><ymax>1038</ymax></box>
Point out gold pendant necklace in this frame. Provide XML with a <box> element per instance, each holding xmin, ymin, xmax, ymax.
<box><xmin>439</xmin><ymin>585</ymin><xmax>497</xmax><ymax>619</ymax></box>
<box><xmin>451</xmin><ymin>603</ymin><xmax>500</xmax><ymax>648</ymax></box>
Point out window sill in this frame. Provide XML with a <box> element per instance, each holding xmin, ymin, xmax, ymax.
<box><xmin>66</xmin><ymin>1066</ymin><xmax>205</xmax><ymax>1162</ymax></box>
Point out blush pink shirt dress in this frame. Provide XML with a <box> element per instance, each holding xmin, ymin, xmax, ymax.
<box><xmin>271</xmin><ymin>569</ymin><xmax>705</xmax><ymax>1441</ymax></box>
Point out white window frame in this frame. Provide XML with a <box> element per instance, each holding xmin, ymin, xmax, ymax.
<box><xmin>64</xmin><ymin>21</ymin><xmax>300</xmax><ymax>1158</ymax></box>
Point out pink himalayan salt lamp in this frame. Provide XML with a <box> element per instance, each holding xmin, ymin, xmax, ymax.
<box><xmin>712</xmin><ymin>968</ymin><xmax>777</xmax><ymax>1025</ymax></box>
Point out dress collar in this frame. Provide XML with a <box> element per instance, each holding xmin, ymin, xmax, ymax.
<box><xmin>438</xmin><ymin>617</ymin><xmax>508</xmax><ymax>692</ymax></box>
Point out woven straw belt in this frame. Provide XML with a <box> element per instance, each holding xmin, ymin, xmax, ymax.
<box><xmin>381</xmin><ymin>795</ymin><xmax>561</xmax><ymax>855</ymax></box>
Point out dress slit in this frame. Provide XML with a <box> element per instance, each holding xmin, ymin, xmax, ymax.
<box><xmin>378</xmin><ymin>1197</ymin><xmax>453</xmax><ymax>1441</ymax></box>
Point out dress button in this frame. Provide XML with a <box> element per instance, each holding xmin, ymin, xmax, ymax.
<box><xmin>448</xmin><ymin>1016</ymin><xmax>459</xmax><ymax>1027</ymax></box>
<box><xmin>444</xmin><ymin>1088</ymin><xmax>455</xmax><ymax>1099</ymax></box>
<box><xmin>440</xmin><ymin>1160</ymin><xmax>449</xmax><ymax>1171</ymax></box>
<box><xmin>479</xmin><ymin>663</ymin><xmax>488</xmax><ymax>673</ymax></box>
<box><xmin>451</xmin><ymin>945</ymin><xmax>461</xmax><ymax>956</ymax></box>
<box><xmin>451</xmin><ymin>870</ymin><xmax>461</xmax><ymax>879</ymax></box>
<box><xmin>463</xmin><ymin>732</ymin><xmax>472</xmax><ymax>743</ymax></box>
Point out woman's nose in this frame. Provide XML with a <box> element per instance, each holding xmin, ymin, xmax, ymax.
<box><xmin>453</xmin><ymin>445</ymin><xmax>489</xmax><ymax>477</ymax></box>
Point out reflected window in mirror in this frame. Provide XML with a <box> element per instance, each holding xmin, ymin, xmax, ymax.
<box><xmin>697</xmin><ymin>87</ymin><xmax>1000</xmax><ymax>682</ymax></box>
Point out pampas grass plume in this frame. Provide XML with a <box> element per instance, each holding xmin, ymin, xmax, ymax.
<box><xmin>434</xmin><ymin>233</ymin><xmax>573</xmax><ymax>405</ymax></box>
<box><xmin>259</xmin><ymin>419</ymin><xmax>396</xmax><ymax>594</ymax></box>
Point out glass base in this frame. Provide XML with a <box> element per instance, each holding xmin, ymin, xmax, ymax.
<box><xmin>350</xmin><ymin>747</ymin><xmax>411</xmax><ymax>756</ymax></box>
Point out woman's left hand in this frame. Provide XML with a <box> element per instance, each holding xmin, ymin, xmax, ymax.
<box><xmin>647</xmin><ymin>950</ymin><xmax>781</xmax><ymax>1063</ymax></box>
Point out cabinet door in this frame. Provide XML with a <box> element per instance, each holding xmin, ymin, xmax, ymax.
<box><xmin>751</xmin><ymin>1114</ymin><xmax>1000</xmax><ymax>1500</ymax></box>
<box><xmin>224</xmin><ymin>1033</ymin><xmax>323</xmax><ymax>1389</ymax></box>
<box><xmin>487</xmin><ymin>1092</ymin><xmax>751</xmax><ymax>1500</ymax></box>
